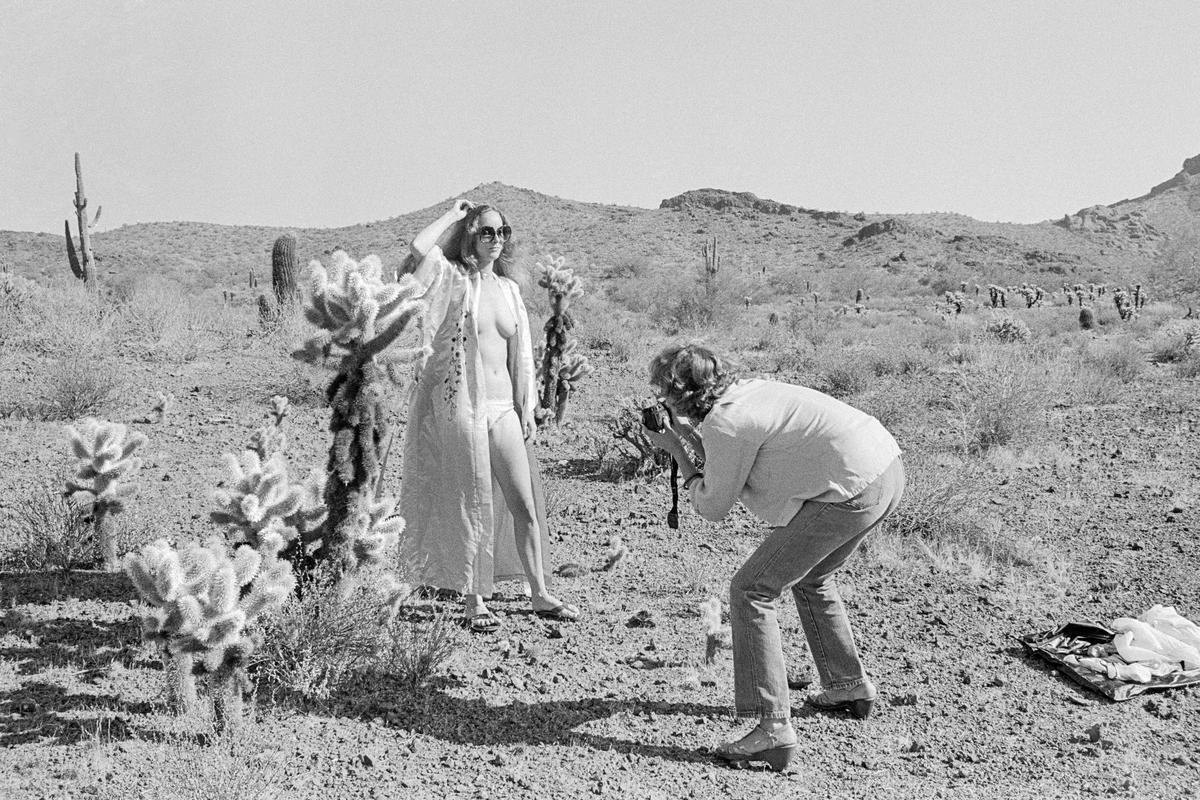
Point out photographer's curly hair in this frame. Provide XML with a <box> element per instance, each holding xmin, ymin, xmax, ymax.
<box><xmin>648</xmin><ymin>343</ymin><xmax>740</xmax><ymax>420</ymax></box>
<box><xmin>458</xmin><ymin>204</ymin><xmax>523</xmax><ymax>283</ymax></box>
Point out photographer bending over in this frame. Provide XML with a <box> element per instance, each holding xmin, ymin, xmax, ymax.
<box><xmin>641</xmin><ymin>343</ymin><xmax>904</xmax><ymax>772</ymax></box>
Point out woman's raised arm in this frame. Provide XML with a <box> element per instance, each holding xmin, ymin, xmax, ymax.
<box><xmin>411</xmin><ymin>198</ymin><xmax>472</xmax><ymax>260</ymax></box>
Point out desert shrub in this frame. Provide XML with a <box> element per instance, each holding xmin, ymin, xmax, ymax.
<box><xmin>1084</xmin><ymin>337</ymin><xmax>1145</xmax><ymax>384</ymax></box>
<box><xmin>0</xmin><ymin>488</ymin><xmax>95</xmax><ymax>572</ymax></box>
<box><xmin>852</xmin><ymin>378</ymin><xmax>914</xmax><ymax>432</ymax></box>
<box><xmin>251</xmin><ymin>564</ymin><xmax>389</xmax><ymax>701</ymax></box>
<box><xmin>1147</xmin><ymin>320</ymin><xmax>1200</xmax><ymax>364</ymax></box>
<box><xmin>817</xmin><ymin>363</ymin><xmax>871</xmax><ymax>399</ymax></box>
<box><xmin>115</xmin><ymin>280</ymin><xmax>227</xmax><ymax>361</ymax></box>
<box><xmin>251</xmin><ymin>564</ymin><xmax>457</xmax><ymax>703</ymax></box>
<box><xmin>599</xmin><ymin>399</ymin><xmax>672</xmax><ymax>481</ymax></box>
<box><xmin>1176</xmin><ymin>352</ymin><xmax>1200</xmax><ymax>378</ymax></box>
<box><xmin>375</xmin><ymin>610</ymin><xmax>459</xmax><ymax>692</ymax></box>
<box><xmin>947</xmin><ymin>351</ymin><xmax>1047</xmax><ymax>453</ymax></box>
<box><xmin>99</xmin><ymin>716</ymin><xmax>288</xmax><ymax>800</ymax></box>
<box><xmin>4</xmin><ymin>281</ymin><xmax>119</xmax><ymax>358</ymax></box>
<box><xmin>34</xmin><ymin>356</ymin><xmax>126</xmax><ymax>421</ymax></box>
<box><xmin>866</xmin><ymin>455</ymin><xmax>1069</xmax><ymax>602</ymax></box>
<box><xmin>985</xmin><ymin>313</ymin><xmax>1031</xmax><ymax>344</ymax></box>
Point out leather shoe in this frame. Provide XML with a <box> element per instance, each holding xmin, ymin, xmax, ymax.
<box><xmin>806</xmin><ymin>692</ymin><xmax>875</xmax><ymax>720</ymax></box>
<box><xmin>715</xmin><ymin>725</ymin><xmax>798</xmax><ymax>772</ymax></box>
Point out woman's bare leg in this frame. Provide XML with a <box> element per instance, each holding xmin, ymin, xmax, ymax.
<box><xmin>487</xmin><ymin>412</ymin><xmax>568</xmax><ymax>610</ymax></box>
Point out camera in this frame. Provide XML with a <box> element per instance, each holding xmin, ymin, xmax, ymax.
<box><xmin>641</xmin><ymin>402</ymin><xmax>671</xmax><ymax>433</ymax></box>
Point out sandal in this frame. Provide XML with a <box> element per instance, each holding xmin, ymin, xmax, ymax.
<box><xmin>465</xmin><ymin>611</ymin><xmax>501</xmax><ymax>633</ymax></box>
<box><xmin>533</xmin><ymin>603</ymin><xmax>581</xmax><ymax>622</ymax></box>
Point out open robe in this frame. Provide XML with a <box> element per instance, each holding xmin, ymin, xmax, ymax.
<box><xmin>399</xmin><ymin>245</ymin><xmax>551</xmax><ymax>596</ymax></box>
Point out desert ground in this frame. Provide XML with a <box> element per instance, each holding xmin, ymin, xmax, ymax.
<box><xmin>1</xmin><ymin>166</ymin><xmax>1199</xmax><ymax>799</ymax></box>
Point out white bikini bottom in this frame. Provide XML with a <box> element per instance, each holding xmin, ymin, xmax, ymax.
<box><xmin>486</xmin><ymin>399</ymin><xmax>517</xmax><ymax>432</ymax></box>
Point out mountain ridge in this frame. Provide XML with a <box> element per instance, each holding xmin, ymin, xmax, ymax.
<box><xmin>2</xmin><ymin>156</ymin><xmax>1197</xmax><ymax>298</ymax></box>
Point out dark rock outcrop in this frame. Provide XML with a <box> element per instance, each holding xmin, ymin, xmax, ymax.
<box><xmin>842</xmin><ymin>218</ymin><xmax>908</xmax><ymax>246</ymax></box>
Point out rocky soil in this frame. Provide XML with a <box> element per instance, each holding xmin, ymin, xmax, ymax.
<box><xmin>0</xmin><ymin>325</ymin><xmax>1197</xmax><ymax>799</ymax></box>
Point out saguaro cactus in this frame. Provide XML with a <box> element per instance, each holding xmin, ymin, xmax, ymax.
<box><xmin>64</xmin><ymin>152</ymin><xmax>100</xmax><ymax>288</ymax></box>
<box><xmin>702</xmin><ymin>235</ymin><xmax>720</xmax><ymax>297</ymax></box>
<box><xmin>297</xmin><ymin>251</ymin><xmax>427</xmax><ymax>574</ymax></box>
<box><xmin>123</xmin><ymin>533</ymin><xmax>294</xmax><ymax>727</ymax></box>
<box><xmin>65</xmin><ymin>418</ymin><xmax>146</xmax><ymax>570</ymax></box>
<box><xmin>535</xmin><ymin>255</ymin><xmax>589</xmax><ymax>424</ymax></box>
<box><xmin>272</xmin><ymin>233</ymin><xmax>300</xmax><ymax>310</ymax></box>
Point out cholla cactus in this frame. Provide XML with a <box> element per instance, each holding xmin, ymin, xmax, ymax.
<box><xmin>65</xmin><ymin>418</ymin><xmax>147</xmax><ymax>570</ymax></box>
<box><xmin>699</xmin><ymin>596</ymin><xmax>732</xmax><ymax>666</ymax></box>
<box><xmin>150</xmin><ymin>391</ymin><xmax>175</xmax><ymax>424</ymax></box>
<box><xmin>211</xmin><ymin>451</ymin><xmax>305</xmax><ymax>547</ymax></box>
<box><xmin>536</xmin><ymin>255</ymin><xmax>589</xmax><ymax>425</ymax></box>
<box><xmin>246</xmin><ymin>395</ymin><xmax>291</xmax><ymax>460</ymax></box>
<box><xmin>123</xmin><ymin>533</ymin><xmax>294</xmax><ymax>728</ymax></box>
<box><xmin>550</xmin><ymin>339</ymin><xmax>594</xmax><ymax>424</ymax></box>
<box><xmin>351</xmin><ymin>495</ymin><xmax>405</xmax><ymax>568</ymax></box>
<box><xmin>985</xmin><ymin>313</ymin><xmax>1031</xmax><ymax>344</ymax></box>
<box><xmin>297</xmin><ymin>250</ymin><xmax>427</xmax><ymax>574</ymax></box>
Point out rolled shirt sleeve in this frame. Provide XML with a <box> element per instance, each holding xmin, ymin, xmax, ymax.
<box><xmin>689</xmin><ymin>420</ymin><xmax>762</xmax><ymax>522</ymax></box>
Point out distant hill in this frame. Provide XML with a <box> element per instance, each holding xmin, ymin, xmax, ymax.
<box><xmin>3</xmin><ymin>155</ymin><xmax>1197</xmax><ymax>299</ymax></box>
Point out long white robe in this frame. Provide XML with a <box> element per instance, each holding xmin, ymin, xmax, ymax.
<box><xmin>399</xmin><ymin>246</ymin><xmax>550</xmax><ymax>596</ymax></box>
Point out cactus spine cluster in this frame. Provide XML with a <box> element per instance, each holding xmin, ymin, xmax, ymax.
<box><xmin>123</xmin><ymin>533</ymin><xmax>294</xmax><ymax>728</ymax></box>
<box><xmin>65</xmin><ymin>418</ymin><xmax>146</xmax><ymax>570</ymax></box>
<box><xmin>298</xmin><ymin>250</ymin><xmax>427</xmax><ymax>574</ymax></box>
<box><xmin>64</xmin><ymin>152</ymin><xmax>101</xmax><ymax>289</ymax></box>
<box><xmin>535</xmin><ymin>255</ymin><xmax>592</xmax><ymax>424</ymax></box>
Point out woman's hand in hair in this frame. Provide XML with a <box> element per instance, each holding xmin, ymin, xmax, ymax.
<box><xmin>450</xmin><ymin>198</ymin><xmax>474</xmax><ymax>219</ymax></box>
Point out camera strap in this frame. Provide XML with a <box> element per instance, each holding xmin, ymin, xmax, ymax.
<box><xmin>667</xmin><ymin>458</ymin><xmax>679</xmax><ymax>529</ymax></box>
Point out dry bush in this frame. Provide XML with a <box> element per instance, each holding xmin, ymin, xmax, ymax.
<box><xmin>375</xmin><ymin>609</ymin><xmax>459</xmax><ymax>693</ymax></box>
<box><xmin>251</xmin><ymin>564</ymin><xmax>391</xmax><ymax>702</ymax></box>
<box><xmin>4</xmin><ymin>280</ymin><xmax>120</xmax><ymax>358</ymax></box>
<box><xmin>115</xmin><ymin>280</ymin><xmax>230</xmax><ymax>362</ymax></box>
<box><xmin>1147</xmin><ymin>319</ymin><xmax>1200</xmax><ymax>364</ymax></box>
<box><xmin>865</xmin><ymin>456</ymin><xmax>1072</xmax><ymax>608</ymax></box>
<box><xmin>816</xmin><ymin>362</ymin><xmax>872</xmax><ymax>399</ymax></box>
<box><xmin>34</xmin><ymin>356</ymin><xmax>127</xmax><ymax>421</ymax></box>
<box><xmin>96</xmin><ymin>716</ymin><xmax>288</xmax><ymax>800</ymax></box>
<box><xmin>0</xmin><ymin>488</ymin><xmax>95</xmax><ymax>572</ymax></box>
<box><xmin>1176</xmin><ymin>352</ymin><xmax>1200</xmax><ymax>378</ymax></box>
<box><xmin>947</xmin><ymin>349</ymin><xmax>1048</xmax><ymax>453</ymax></box>
<box><xmin>1083</xmin><ymin>336</ymin><xmax>1145</xmax><ymax>383</ymax></box>
<box><xmin>599</xmin><ymin>399</ymin><xmax>672</xmax><ymax>481</ymax></box>
<box><xmin>251</xmin><ymin>563</ymin><xmax>457</xmax><ymax>703</ymax></box>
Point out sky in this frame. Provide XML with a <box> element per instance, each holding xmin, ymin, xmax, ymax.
<box><xmin>2</xmin><ymin>1</ymin><xmax>1199</xmax><ymax>233</ymax></box>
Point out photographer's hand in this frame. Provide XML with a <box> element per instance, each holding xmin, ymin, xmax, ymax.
<box><xmin>642</xmin><ymin>424</ymin><xmax>700</xmax><ymax>479</ymax></box>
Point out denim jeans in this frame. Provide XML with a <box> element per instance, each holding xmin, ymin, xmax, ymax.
<box><xmin>729</xmin><ymin>457</ymin><xmax>905</xmax><ymax>719</ymax></box>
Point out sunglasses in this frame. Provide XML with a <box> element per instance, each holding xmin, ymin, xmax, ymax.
<box><xmin>476</xmin><ymin>225</ymin><xmax>512</xmax><ymax>243</ymax></box>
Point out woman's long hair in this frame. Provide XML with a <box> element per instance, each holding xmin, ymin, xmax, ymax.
<box><xmin>459</xmin><ymin>204</ymin><xmax>522</xmax><ymax>283</ymax></box>
<box><xmin>397</xmin><ymin>203</ymin><xmax>524</xmax><ymax>285</ymax></box>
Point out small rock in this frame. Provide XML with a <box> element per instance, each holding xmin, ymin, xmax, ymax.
<box><xmin>626</xmin><ymin>610</ymin><xmax>655</xmax><ymax>628</ymax></box>
<box><xmin>490</xmin><ymin>754</ymin><xmax>505</xmax><ymax>767</ymax></box>
<box><xmin>359</xmin><ymin>753</ymin><xmax>375</xmax><ymax>768</ymax></box>
<box><xmin>989</xmin><ymin>675</ymin><xmax>1007</xmax><ymax>688</ymax></box>
<box><xmin>1085</xmin><ymin>723</ymin><xmax>1102</xmax><ymax>743</ymax></box>
<box><xmin>547</xmin><ymin>625</ymin><xmax>564</xmax><ymax>640</ymax></box>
